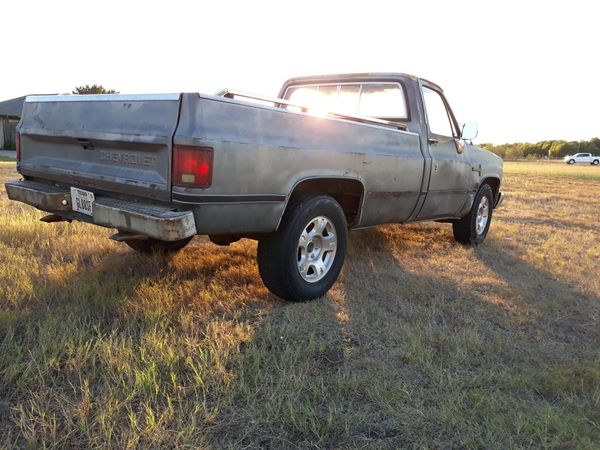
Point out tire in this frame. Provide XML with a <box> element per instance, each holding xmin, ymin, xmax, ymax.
<box><xmin>568</xmin><ymin>159</ymin><xmax>575</xmax><ymax>164</ymax></box>
<box><xmin>452</xmin><ymin>184</ymin><xmax>494</xmax><ymax>245</ymax></box>
<box><xmin>257</xmin><ymin>194</ymin><xmax>348</xmax><ymax>302</ymax></box>
<box><xmin>592</xmin><ymin>159</ymin><xmax>599</xmax><ymax>166</ymax></box>
<box><xmin>124</xmin><ymin>236</ymin><xmax>193</xmax><ymax>254</ymax></box>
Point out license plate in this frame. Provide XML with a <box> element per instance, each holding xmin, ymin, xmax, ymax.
<box><xmin>70</xmin><ymin>187</ymin><xmax>95</xmax><ymax>216</ymax></box>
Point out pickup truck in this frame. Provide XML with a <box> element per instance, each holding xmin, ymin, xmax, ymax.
<box><xmin>5</xmin><ymin>73</ymin><xmax>503</xmax><ymax>302</ymax></box>
<box><xmin>563</xmin><ymin>153</ymin><xmax>600</xmax><ymax>165</ymax></box>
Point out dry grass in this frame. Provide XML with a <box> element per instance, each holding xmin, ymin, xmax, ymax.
<box><xmin>0</xmin><ymin>160</ymin><xmax>599</xmax><ymax>449</ymax></box>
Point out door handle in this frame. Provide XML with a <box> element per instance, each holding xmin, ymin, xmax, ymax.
<box><xmin>428</xmin><ymin>138</ymin><xmax>439</xmax><ymax>145</ymax></box>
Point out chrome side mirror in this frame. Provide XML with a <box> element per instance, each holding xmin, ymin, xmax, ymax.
<box><xmin>461</xmin><ymin>122</ymin><xmax>478</xmax><ymax>141</ymax></box>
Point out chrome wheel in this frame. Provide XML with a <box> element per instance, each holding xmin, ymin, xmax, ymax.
<box><xmin>297</xmin><ymin>215</ymin><xmax>337</xmax><ymax>283</ymax></box>
<box><xmin>475</xmin><ymin>196</ymin><xmax>490</xmax><ymax>235</ymax></box>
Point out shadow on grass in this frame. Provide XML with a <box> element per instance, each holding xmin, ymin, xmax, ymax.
<box><xmin>1</xmin><ymin>227</ymin><xmax>599</xmax><ymax>448</ymax></box>
<box><xmin>213</xmin><ymin>227</ymin><xmax>599</xmax><ymax>448</ymax></box>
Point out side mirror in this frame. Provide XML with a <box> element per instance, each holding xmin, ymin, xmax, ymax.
<box><xmin>461</xmin><ymin>122</ymin><xmax>478</xmax><ymax>141</ymax></box>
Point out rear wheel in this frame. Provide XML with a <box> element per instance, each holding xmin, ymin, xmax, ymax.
<box><xmin>592</xmin><ymin>159</ymin><xmax>599</xmax><ymax>165</ymax></box>
<box><xmin>452</xmin><ymin>184</ymin><xmax>494</xmax><ymax>245</ymax></box>
<box><xmin>124</xmin><ymin>236</ymin><xmax>193</xmax><ymax>254</ymax></box>
<box><xmin>257</xmin><ymin>194</ymin><xmax>347</xmax><ymax>302</ymax></box>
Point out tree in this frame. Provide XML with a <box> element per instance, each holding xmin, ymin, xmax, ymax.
<box><xmin>480</xmin><ymin>138</ymin><xmax>600</xmax><ymax>159</ymax></box>
<box><xmin>72</xmin><ymin>84</ymin><xmax>119</xmax><ymax>95</ymax></box>
<box><xmin>505</xmin><ymin>145</ymin><xmax>524</xmax><ymax>160</ymax></box>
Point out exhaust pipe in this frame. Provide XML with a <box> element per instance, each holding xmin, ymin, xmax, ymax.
<box><xmin>109</xmin><ymin>231</ymin><xmax>149</xmax><ymax>242</ymax></box>
<box><xmin>40</xmin><ymin>214</ymin><xmax>70</xmax><ymax>223</ymax></box>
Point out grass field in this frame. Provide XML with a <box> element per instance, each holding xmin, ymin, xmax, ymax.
<box><xmin>0</xmin><ymin>161</ymin><xmax>599</xmax><ymax>449</ymax></box>
<box><xmin>504</xmin><ymin>160</ymin><xmax>600</xmax><ymax>181</ymax></box>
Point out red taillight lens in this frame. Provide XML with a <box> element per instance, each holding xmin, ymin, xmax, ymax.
<box><xmin>15</xmin><ymin>132</ymin><xmax>21</xmax><ymax>161</ymax></box>
<box><xmin>172</xmin><ymin>145</ymin><xmax>213</xmax><ymax>188</ymax></box>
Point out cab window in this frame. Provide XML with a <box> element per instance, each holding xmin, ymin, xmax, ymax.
<box><xmin>421</xmin><ymin>86</ymin><xmax>455</xmax><ymax>137</ymax></box>
<box><xmin>284</xmin><ymin>82</ymin><xmax>408</xmax><ymax>120</ymax></box>
<box><xmin>358</xmin><ymin>84</ymin><xmax>407</xmax><ymax>119</ymax></box>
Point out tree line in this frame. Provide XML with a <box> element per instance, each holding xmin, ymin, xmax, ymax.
<box><xmin>479</xmin><ymin>138</ymin><xmax>600</xmax><ymax>160</ymax></box>
<box><xmin>72</xmin><ymin>84</ymin><xmax>118</xmax><ymax>95</ymax></box>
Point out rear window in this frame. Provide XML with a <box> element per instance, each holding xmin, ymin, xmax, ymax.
<box><xmin>284</xmin><ymin>82</ymin><xmax>408</xmax><ymax>120</ymax></box>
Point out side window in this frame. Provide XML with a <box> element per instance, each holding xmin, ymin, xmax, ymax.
<box><xmin>422</xmin><ymin>86</ymin><xmax>454</xmax><ymax>137</ymax></box>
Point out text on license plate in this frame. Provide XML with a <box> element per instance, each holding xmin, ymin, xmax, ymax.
<box><xmin>70</xmin><ymin>187</ymin><xmax>95</xmax><ymax>216</ymax></box>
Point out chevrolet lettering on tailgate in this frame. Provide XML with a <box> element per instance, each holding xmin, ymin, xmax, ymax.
<box><xmin>99</xmin><ymin>150</ymin><xmax>157</xmax><ymax>167</ymax></box>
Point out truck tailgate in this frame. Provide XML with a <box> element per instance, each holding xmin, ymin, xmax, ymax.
<box><xmin>18</xmin><ymin>94</ymin><xmax>181</xmax><ymax>202</ymax></box>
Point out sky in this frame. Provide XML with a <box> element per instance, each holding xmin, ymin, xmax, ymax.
<box><xmin>2</xmin><ymin>0</ymin><xmax>598</xmax><ymax>144</ymax></box>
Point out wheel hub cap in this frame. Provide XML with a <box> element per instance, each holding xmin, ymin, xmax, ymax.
<box><xmin>475</xmin><ymin>196</ymin><xmax>489</xmax><ymax>235</ymax></box>
<box><xmin>297</xmin><ymin>215</ymin><xmax>337</xmax><ymax>283</ymax></box>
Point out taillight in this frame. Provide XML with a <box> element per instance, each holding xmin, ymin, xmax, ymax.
<box><xmin>172</xmin><ymin>145</ymin><xmax>213</xmax><ymax>188</ymax></box>
<box><xmin>15</xmin><ymin>132</ymin><xmax>21</xmax><ymax>161</ymax></box>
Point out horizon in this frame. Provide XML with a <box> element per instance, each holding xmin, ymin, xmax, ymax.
<box><xmin>3</xmin><ymin>0</ymin><xmax>598</xmax><ymax>145</ymax></box>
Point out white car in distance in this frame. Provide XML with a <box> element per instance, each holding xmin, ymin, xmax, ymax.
<box><xmin>563</xmin><ymin>153</ymin><xmax>600</xmax><ymax>165</ymax></box>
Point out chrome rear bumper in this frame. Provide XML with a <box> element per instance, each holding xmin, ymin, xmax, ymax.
<box><xmin>5</xmin><ymin>180</ymin><xmax>197</xmax><ymax>241</ymax></box>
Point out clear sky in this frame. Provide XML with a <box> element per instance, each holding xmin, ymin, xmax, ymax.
<box><xmin>2</xmin><ymin>0</ymin><xmax>598</xmax><ymax>144</ymax></box>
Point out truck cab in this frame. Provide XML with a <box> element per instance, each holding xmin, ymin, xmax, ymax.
<box><xmin>278</xmin><ymin>73</ymin><xmax>502</xmax><ymax>221</ymax></box>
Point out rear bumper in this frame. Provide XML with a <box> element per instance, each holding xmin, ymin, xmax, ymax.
<box><xmin>4</xmin><ymin>180</ymin><xmax>197</xmax><ymax>241</ymax></box>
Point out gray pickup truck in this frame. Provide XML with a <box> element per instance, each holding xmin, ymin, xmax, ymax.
<box><xmin>5</xmin><ymin>73</ymin><xmax>503</xmax><ymax>301</ymax></box>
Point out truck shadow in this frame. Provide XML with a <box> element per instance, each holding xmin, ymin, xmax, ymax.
<box><xmin>0</xmin><ymin>237</ymin><xmax>275</xmax><ymax>340</ymax></box>
<box><xmin>205</xmin><ymin>225</ymin><xmax>600</xmax><ymax>447</ymax></box>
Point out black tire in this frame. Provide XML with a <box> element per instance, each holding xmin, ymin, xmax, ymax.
<box><xmin>452</xmin><ymin>184</ymin><xmax>494</xmax><ymax>245</ymax></box>
<box><xmin>568</xmin><ymin>159</ymin><xmax>575</xmax><ymax>164</ymax></box>
<box><xmin>592</xmin><ymin>159</ymin><xmax>599</xmax><ymax>166</ymax></box>
<box><xmin>124</xmin><ymin>236</ymin><xmax>193</xmax><ymax>254</ymax></box>
<box><xmin>257</xmin><ymin>194</ymin><xmax>348</xmax><ymax>302</ymax></box>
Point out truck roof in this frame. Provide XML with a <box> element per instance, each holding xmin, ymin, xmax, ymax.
<box><xmin>278</xmin><ymin>72</ymin><xmax>443</xmax><ymax>96</ymax></box>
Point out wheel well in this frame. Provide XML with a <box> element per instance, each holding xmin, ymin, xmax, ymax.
<box><xmin>481</xmin><ymin>177</ymin><xmax>500</xmax><ymax>203</ymax></box>
<box><xmin>289</xmin><ymin>178</ymin><xmax>364</xmax><ymax>226</ymax></box>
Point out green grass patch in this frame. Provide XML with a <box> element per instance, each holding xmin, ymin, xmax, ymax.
<box><xmin>504</xmin><ymin>160</ymin><xmax>600</xmax><ymax>180</ymax></box>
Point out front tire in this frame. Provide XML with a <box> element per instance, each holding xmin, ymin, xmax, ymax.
<box><xmin>124</xmin><ymin>236</ymin><xmax>193</xmax><ymax>254</ymax></box>
<box><xmin>453</xmin><ymin>184</ymin><xmax>494</xmax><ymax>245</ymax></box>
<box><xmin>257</xmin><ymin>194</ymin><xmax>348</xmax><ymax>302</ymax></box>
<box><xmin>568</xmin><ymin>159</ymin><xmax>575</xmax><ymax>164</ymax></box>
